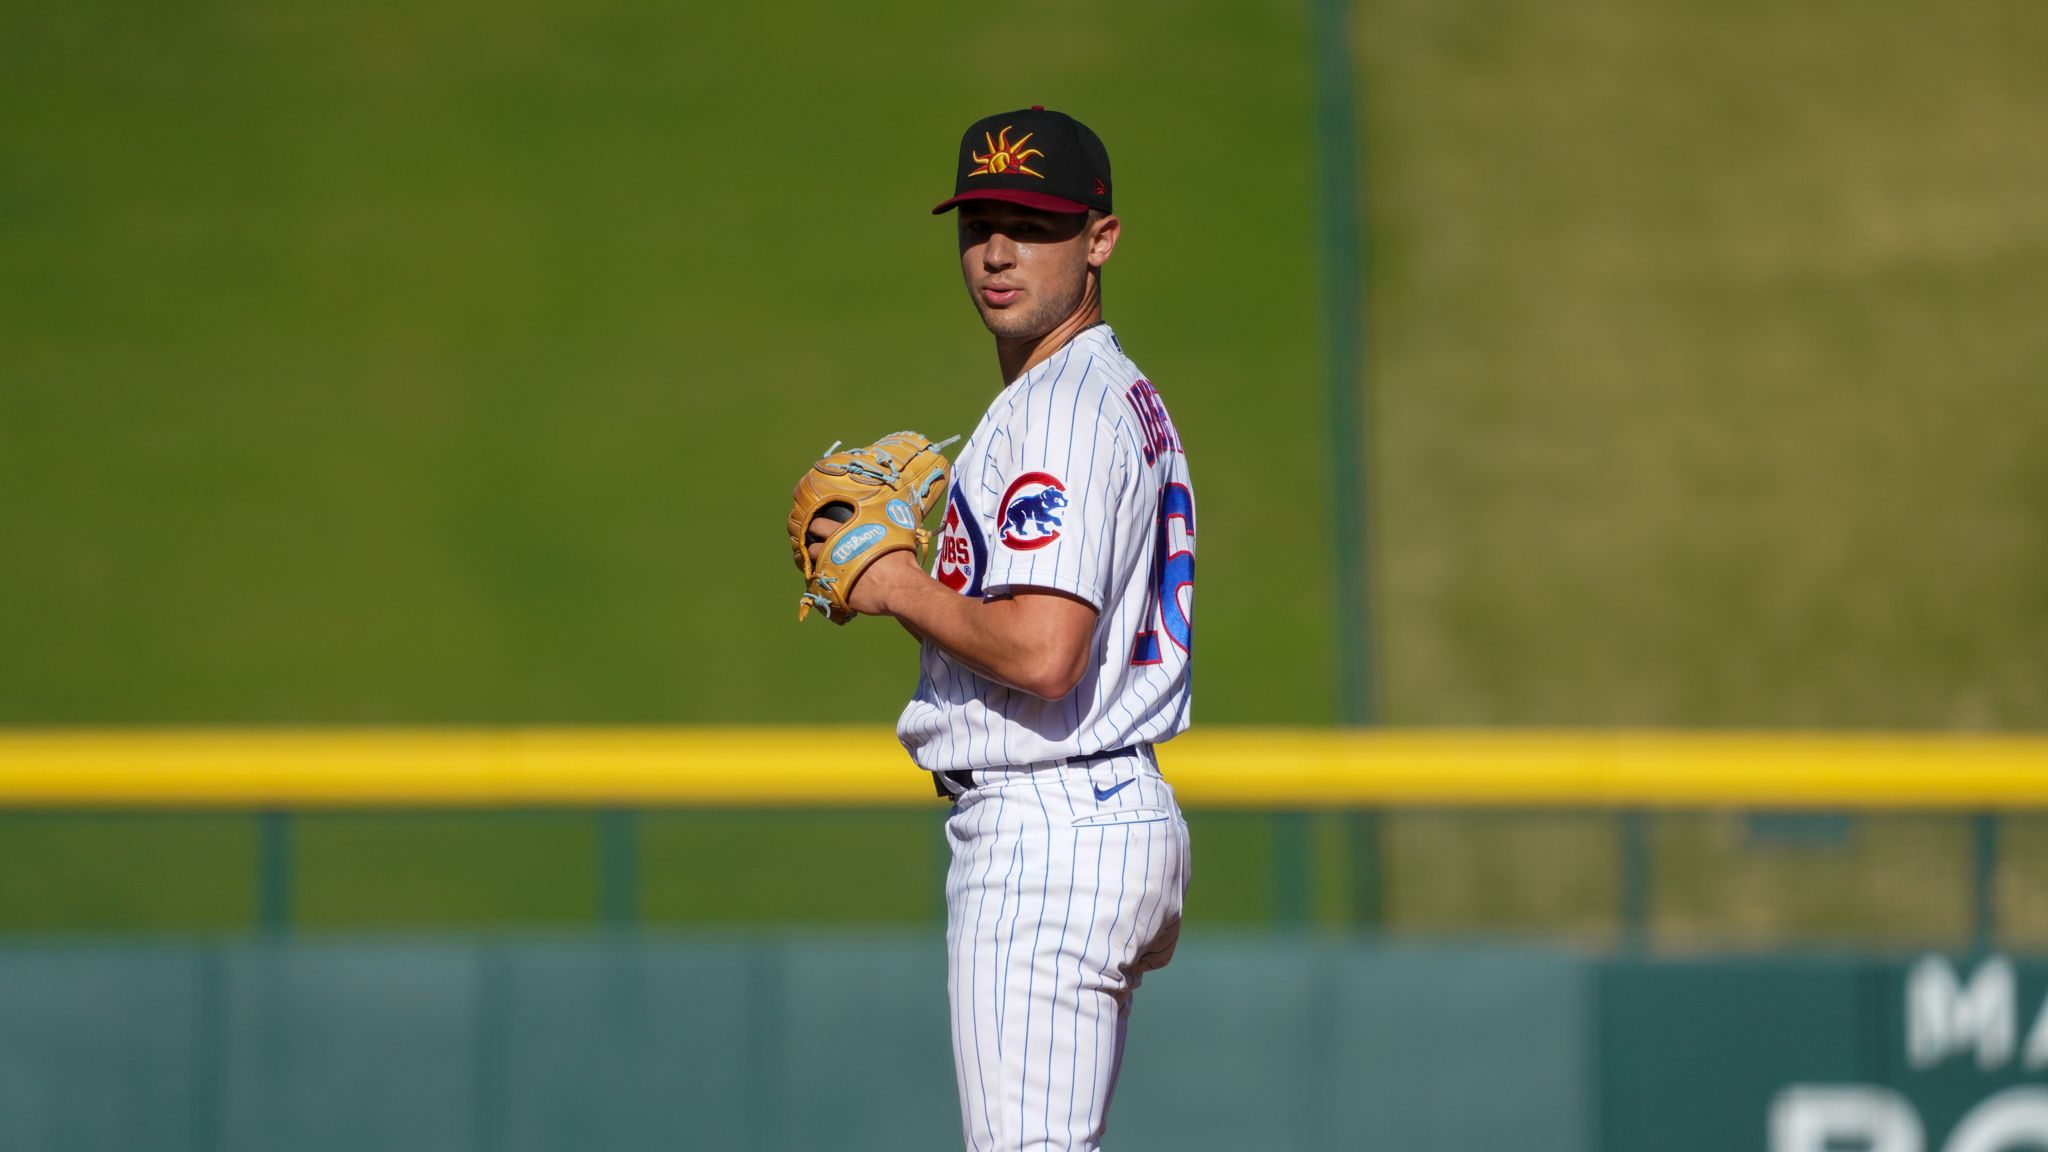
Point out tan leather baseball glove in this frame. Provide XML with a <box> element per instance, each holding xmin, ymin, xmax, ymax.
<box><xmin>788</xmin><ymin>431</ymin><xmax>957</xmax><ymax>623</ymax></box>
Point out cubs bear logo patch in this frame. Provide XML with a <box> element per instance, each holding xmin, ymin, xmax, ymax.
<box><xmin>998</xmin><ymin>472</ymin><xmax>1067</xmax><ymax>551</ymax></box>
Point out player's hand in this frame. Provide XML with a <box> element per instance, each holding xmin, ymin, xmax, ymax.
<box><xmin>806</xmin><ymin>518</ymin><xmax>919</xmax><ymax>616</ymax></box>
<box><xmin>804</xmin><ymin>515</ymin><xmax>842</xmax><ymax>566</ymax></box>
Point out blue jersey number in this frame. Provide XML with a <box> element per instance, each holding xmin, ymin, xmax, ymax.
<box><xmin>1130</xmin><ymin>483</ymin><xmax>1195</xmax><ymax>665</ymax></box>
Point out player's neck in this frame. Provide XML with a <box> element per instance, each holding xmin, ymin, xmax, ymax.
<box><xmin>996</xmin><ymin>285</ymin><xmax>1104</xmax><ymax>385</ymax></box>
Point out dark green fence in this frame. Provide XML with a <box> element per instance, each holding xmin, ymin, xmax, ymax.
<box><xmin>5</xmin><ymin>808</ymin><xmax>2044</xmax><ymax>952</ymax></box>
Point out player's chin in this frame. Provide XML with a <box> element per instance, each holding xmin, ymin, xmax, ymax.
<box><xmin>975</xmin><ymin>303</ymin><xmax>1048</xmax><ymax>341</ymax></box>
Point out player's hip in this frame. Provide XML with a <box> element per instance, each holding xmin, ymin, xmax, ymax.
<box><xmin>942</xmin><ymin>751</ymin><xmax>1189</xmax><ymax>973</ymax></box>
<box><xmin>940</xmin><ymin>747</ymin><xmax>1186</xmax><ymax>853</ymax></box>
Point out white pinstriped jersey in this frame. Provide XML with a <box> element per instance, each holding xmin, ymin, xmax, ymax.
<box><xmin>899</xmin><ymin>323</ymin><xmax>1195</xmax><ymax>772</ymax></box>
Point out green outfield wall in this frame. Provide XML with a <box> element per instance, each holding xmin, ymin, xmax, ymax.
<box><xmin>4</xmin><ymin>937</ymin><xmax>2044</xmax><ymax>1152</ymax></box>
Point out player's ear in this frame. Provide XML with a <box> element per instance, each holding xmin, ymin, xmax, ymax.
<box><xmin>1086</xmin><ymin>213</ymin><xmax>1120</xmax><ymax>269</ymax></box>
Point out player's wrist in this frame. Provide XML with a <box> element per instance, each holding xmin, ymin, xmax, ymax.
<box><xmin>855</xmin><ymin>550</ymin><xmax>921</xmax><ymax>617</ymax></box>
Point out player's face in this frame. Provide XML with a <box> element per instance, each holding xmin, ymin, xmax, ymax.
<box><xmin>957</xmin><ymin>203</ymin><xmax>1096</xmax><ymax>341</ymax></box>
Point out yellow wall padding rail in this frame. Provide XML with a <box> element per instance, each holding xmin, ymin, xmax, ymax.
<box><xmin>3</xmin><ymin>728</ymin><xmax>2048</xmax><ymax>810</ymax></box>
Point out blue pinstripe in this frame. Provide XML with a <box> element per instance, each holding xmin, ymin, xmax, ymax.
<box><xmin>1087</xmin><ymin>816</ymin><xmax>1134</xmax><ymax>1140</ymax></box>
<box><xmin>1014</xmin><ymin>783</ymin><xmax>1052</xmax><ymax>1138</ymax></box>
<box><xmin>1065</xmin><ymin>821</ymin><xmax>1106</xmax><ymax>1141</ymax></box>
<box><xmin>968</xmin><ymin>790</ymin><xmax>1006</xmax><ymax>1146</ymax></box>
<box><xmin>993</xmin><ymin>833</ymin><xmax>1023</xmax><ymax>1040</ymax></box>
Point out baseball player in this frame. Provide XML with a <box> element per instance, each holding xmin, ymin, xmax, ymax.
<box><xmin>796</xmin><ymin>106</ymin><xmax>1193</xmax><ymax>1151</ymax></box>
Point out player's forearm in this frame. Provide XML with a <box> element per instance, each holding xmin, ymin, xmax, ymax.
<box><xmin>870</xmin><ymin>564</ymin><xmax>1087</xmax><ymax>700</ymax></box>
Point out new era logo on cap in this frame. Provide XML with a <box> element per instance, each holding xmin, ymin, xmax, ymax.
<box><xmin>933</xmin><ymin>106</ymin><xmax>1112</xmax><ymax>216</ymax></box>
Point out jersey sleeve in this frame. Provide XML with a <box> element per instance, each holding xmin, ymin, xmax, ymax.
<box><xmin>980</xmin><ymin>371</ymin><xmax>1140</xmax><ymax>611</ymax></box>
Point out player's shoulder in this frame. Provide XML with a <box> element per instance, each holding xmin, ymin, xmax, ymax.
<box><xmin>1002</xmin><ymin>325</ymin><xmax>1149</xmax><ymax>448</ymax></box>
<box><xmin>1070</xmin><ymin>323</ymin><xmax>1148</xmax><ymax>398</ymax></box>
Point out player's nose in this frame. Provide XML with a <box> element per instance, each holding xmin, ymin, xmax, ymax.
<box><xmin>982</xmin><ymin>231</ymin><xmax>1016</xmax><ymax>270</ymax></box>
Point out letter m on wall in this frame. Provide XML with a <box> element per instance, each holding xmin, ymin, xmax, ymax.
<box><xmin>1909</xmin><ymin>955</ymin><xmax>2015</xmax><ymax>1071</ymax></box>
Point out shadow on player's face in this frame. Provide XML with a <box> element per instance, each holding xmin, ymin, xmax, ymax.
<box><xmin>955</xmin><ymin>201</ymin><xmax>1090</xmax><ymax>248</ymax></box>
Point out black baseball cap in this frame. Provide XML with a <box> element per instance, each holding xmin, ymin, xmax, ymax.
<box><xmin>931</xmin><ymin>106</ymin><xmax>1112</xmax><ymax>216</ymax></box>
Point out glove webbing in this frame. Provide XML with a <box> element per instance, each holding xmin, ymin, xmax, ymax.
<box><xmin>824</xmin><ymin>435</ymin><xmax>961</xmax><ymax>487</ymax></box>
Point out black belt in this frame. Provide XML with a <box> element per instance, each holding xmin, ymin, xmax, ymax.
<box><xmin>933</xmin><ymin>746</ymin><xmax>1144</xmax><ymax>798</ymax></box>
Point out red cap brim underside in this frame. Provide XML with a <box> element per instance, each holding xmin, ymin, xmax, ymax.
<box><xmin>931</xmin><ymin>188</ymin><xmax>1092</xmax><ymax>215</ymax></box>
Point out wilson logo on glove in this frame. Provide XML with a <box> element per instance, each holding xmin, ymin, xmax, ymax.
<box><xmin>831</xmin><ymin>525</ymin><xmax>886</xmax><ymax>565</ymax></box>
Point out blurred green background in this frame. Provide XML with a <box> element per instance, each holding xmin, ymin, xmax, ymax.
<box><xmin>6</xmin><ymin>0</ymin><xmax>2042</xmax><ymax>729</ymax></box>
<box><xmin>6</xmin><ymin>0</ymin><xmax>2048</xmax><ymax>1147</ymax></box>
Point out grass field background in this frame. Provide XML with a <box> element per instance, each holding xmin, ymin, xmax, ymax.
<box><xmin>3</xmin><ymin>0</ymin><xmax>2045</xmax><ymax>938</ymax></box>
<box><xmin>1359</xmin><ymin>0</ymin><xmax>2048</xmax><ymax>726</ymax></box>
<box><xmin>0</xmin><ymin>0</ymin><xmax>1332</xmax><ymax>725</ymax></box>
<box><xmin>7</xmin><ymin>0</ymin><xmax>2042</xmax><ymax>729</ymax></box>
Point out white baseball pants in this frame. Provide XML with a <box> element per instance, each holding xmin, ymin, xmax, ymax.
<box><xmin>942</xmin><ymin>752</ymin><xmax>1190</xmax><ymax>1152</ymax></box>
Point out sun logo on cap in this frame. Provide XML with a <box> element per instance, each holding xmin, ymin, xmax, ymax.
<box><xmin>969</xmin><ymin>127</ymin><xmax>1045</xmax><ymax>179</ymax></box>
